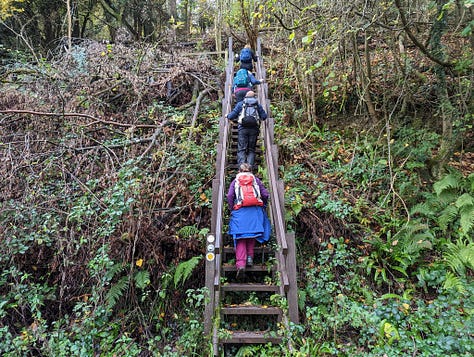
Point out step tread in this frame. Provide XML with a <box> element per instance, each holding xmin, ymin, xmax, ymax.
<box><xmin>222</xmin><ymin>264</ymin><xmax>274</xmax><ymax>272</ymax></box>
<box><xmin>221</xmin><ymin>304</ymin><xmax>282</xmax><ymax>315</ymax></box>
<box><xmin>220</xmin><ymin>330</ymin><xmax>282</xmax><ymax>344</ymax></box>
<box><xmin>221</xmin><ymin>283</ymin><xmax>279</xmax><ymax>292</ymax></box>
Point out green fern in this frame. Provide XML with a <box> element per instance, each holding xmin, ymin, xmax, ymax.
<box><xmin>412</xmin><ymin>171</ymin><xmax>474</xmax><ymax>240</ymax></box>
<box><xmin>378</xmin><ymin>221</ymin><xmax>435</xmax><ymax>272</ymax></box>
<box><xmin>443</xmin><ymin>271</ymin><xmax>467</xmax><ymax>294</ymax></box>
<box><xmin>433</xmin><ymin>173</ymin><xmax>461</xmax><ymax>196</ymax></box>
<box><xmin>174</xmin><ymin>256</ymin><xmax>202</xmax><ymax>288</ymax></box>
<box><xmin>134</xmin><ymin>270</ymin><xmax>151</xmax><ymax>289</ymax></box>
<box><xmin>443</xmin><ymin>239</ymin><xmax>474</xmax><ymax>278</ymax></box>
<box><xmin>104</xmin><ymin>262</ymin><xmax>125</xmax><ymax>281</ymax></box>
<box><xmin>438</xmin><ymin>204</ymin><xmax>459</xmax><ymax>231</ymax></box>
<box><xmin>410</xmin><ymin>201</ymin><xmax>436</xmax><ymax>218</ymax></box>
<box><xmin>393</xmin><ymin>222</ymin><xmax>434</xmax><ymax>253</ymax></box>
<box><xmin>106</xmin><ymin>275</ymin><xmax>129</xmax><ymax>308</ymax></box>
<box><xmin>459</xmin><ymin>204</ymin><xmax>474</xmax><ymax>237</ymax></box>
<box><xmin>456</xmin><ymin>193</ymin><xmax>474</xmax><ymax>207</ymax></box>
<box><xmin>456</xmin><ymin>194</ymin><xmax>474</xmax><ymax>236</ymax></box>
<box><xmin>177</xmin><ymin>225</ymin><xmax>199</xmax><ymax>239</ymax></box>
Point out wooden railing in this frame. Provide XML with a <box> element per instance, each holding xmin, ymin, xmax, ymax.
<box><xmin>254</xmin><ymin>38</ymin><xmax>299</xmax><ymax>323</ymax></box>
<box><xmin>204</xmin><ymin>37</ymin><xmax>299</xmax><ymax>338</ymax></box>
<box><xmin>204</xmin><ymin>38</ymin><xmax>234</xmax><ymax>334</ymax></box>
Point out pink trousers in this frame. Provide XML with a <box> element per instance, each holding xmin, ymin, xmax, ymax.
<box><xmin>235</xmin><ymin>238</ymin><xmax>255</xmax><ymax>269</ymax></box>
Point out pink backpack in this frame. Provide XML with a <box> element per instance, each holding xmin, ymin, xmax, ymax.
<box><xmin>233</xmin><ymin>172</ymin><xmax>264</xmax><ymax>210</ymax></box>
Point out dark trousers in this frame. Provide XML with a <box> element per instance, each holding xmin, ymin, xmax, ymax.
<box><xmin>237</xmin><ymin>126</ymin><xmax>259</xmax><ymax>168</ymax></box>
<box><xmin>234</xmin><ymin>89</ymin><xmax>250</xmax><ymax>103</ymax></box>
<box><xmin>240</xmin><ymin>61</ymin><xmax>253</xmax><ymax>71</ymax></box>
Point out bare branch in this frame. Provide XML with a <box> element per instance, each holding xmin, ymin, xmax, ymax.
<box><xmin>394</xmin><ymin>0</ymin><xmax>453</xmax><ymax>68</ymax></box>
<box><xmin>0</xmin><ymin>109</ymin><xmax>157</xmax><ymax>128</ymax></box>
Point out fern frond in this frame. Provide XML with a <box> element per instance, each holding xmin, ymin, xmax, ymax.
<box><xmin>177</xmin><ymin>225</ymin><xmax>199</xmax><ymax>239</ymax></box>
<box><xmin>443</xmin><ymin>271</ymin><xmax>466</xmax><ymax>294</ymax></box>
<box><xmin>468</xmin><ymin>173</ymin><xmax>474</xmax><ymax>191</ymax></box>
<box><xmin>434</xmin><ymin>173</ymin><xmax>461</xmax><ymax>196</ymax></box>
<box><xmin>104</xmin><ymin>262</ymin><xmax>125</xmax><ymax>281</ymax></box>
<box><xmin>459</xmin><ymin>204</ymin><xmax>474</xmax><ymax>237</ymax></box>
<box><xmin>198</xmin><ymin>227</ymin><xmax>210</xmax><ymax>237</ymax></box>
<box><xmin>438</xmin><ymin>204</ymin><xmax>458</xmax><ymax>231</ymax></box>
<box><xmin>106</xmin><ymin>275</ymin><xmax>129</xmax><ymax>308</ymax></box>
<box><xmin>458</xmin><ymin>243</ymin><xmax>474</xmax><ymax>271</ymax></box>
<box><xmin>393</xmin><ymin>222</ymin><xmax>434</xmax><ymax>246</ymax></box>
<box><xmin>437</xmin><ymin>190</ymin><xmax>459</xmax><ymax>205</ymax></box>
<box><xmin>174</xmin><ymin>256</ymin><xmax>202</xmax><ymax>288</ymax></box>
<box><xmin>456</xmin><ymin>193</ymin><xmax>474</xmax><ymax>208</ymax></box>
<box><xmin>410</xmin><ymin>202</ymin><xmax>435</xmax><ymax>217</ymax></box>
<box><xmin>134</xmin><ymin>270</ymin><xmax>151</xmax><ymax>289</ymax></box>
<box><xmin>391</xmin><ymin>221</ymin><xmax>434</xmax><ymax>268</ymax></box>
<box><xmin>444</xmin><ymin>239</ymin><xmax>474</xmax><ymax>277</ymax></box>
<box><xmin>405</xmin><ymin>234</ymin><xmax>433</xmax><ymax>255</ymax></box>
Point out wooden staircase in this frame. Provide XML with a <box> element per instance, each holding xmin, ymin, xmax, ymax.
<box><xmin>204</xmin><ymin>38</ymin><xmax>298</xmax><ymax>356</ymax></box>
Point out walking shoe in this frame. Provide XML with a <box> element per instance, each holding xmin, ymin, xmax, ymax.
<box><xmin>246</xmin><ymin>256</ymin><xmax>253</xmax><ymax>267</ymax></box>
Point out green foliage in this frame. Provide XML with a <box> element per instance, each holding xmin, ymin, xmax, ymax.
<box><xmin>0</xmin><ymin>203</ymin><xmax>60</xmax><ymax>263</ymax></box>
<box><xmin>444</xmin><ymin>271</ymin><xmax>468</xmax><ymax>294</ymax></box>
<box><xmin>365</xmin><ymin>288</ymin><xmax>474</xmax><ymax>356</ymax></box>
<box><xmin>134</xmin><ymin>269</ymin><xmax>151</xmax><ymax>290</ymax></box>
<box><xmin>106</xmin><ymin>275</ymin><xmax>129</xmax><ymax>308</ymax></box>
<box><xmin>313</xmin><ymin>190</ymin><xmax>353</xmax><ymax>219</ymax></box>
<box><xmin>162</xmin><ymin>287</ymin><xmax>208</xmax><ymax>355</ymax></box>
<box><xmin>443</xmin><ymin>238</ymin><xmax>474</xmax><ymax>279</ymax></box>
<box><xmin>412</xmin><ymin>170</ymin><xmax>474</xmax><ymax>239</ymax></box>
<box><xmin>415</xmin><ymin>261</ymin><xmax>449</xmax><ymax>294</ymax></box>
<box><xmin>98</xmin><ymin>161</ymin><xmax>142</xmax><ymax>237</ymax></box>
<box><xmin>300</xmin><ymin>237</ymin><xmax>377</xmax><ymax>347</ymax></box>
<box><xmin>280</xmin><ymin>164</ymin><xmax>310</xmax><ymax>224</ymax></box>
<box><xmin>0</xmin><ymin>266</ymin><xmax>55</xmax><ymax>321</ymax></box>
<box><xmin>68</xmin><ymin>160</ymin><xmax>142</xmax><ymax>238</ymax></box>
<box><xmin>178</xmin><ymin>224</ymin><xmax>199</xmax><ymax>238</ymax></box>
<box><xmin>362</xmin><ymin>220</ymin><xmax>434</xmax><ymax>288</ymax></box>
<box><xmin>174</xmin><ymin>256</ymin><xmax>202</xmax><ymax>288</ymax></box>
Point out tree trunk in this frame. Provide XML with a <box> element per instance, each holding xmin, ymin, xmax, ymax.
<box><xmin>66</xmin><ymin>0</ymin><xmax>72</xmax><ymax>52</ymax></box>
<box><xmin>351</xmin><ymin>31</ymin><xmax>377</xmax><ymax>122</ymax></box>
<box><xmin>238</xmin><ymin>0</ymin><xmax>258</xmax><ymax>47</ymax></box>
<box><xmin>214</xmin><ymin>0</ymin><xmax>223</xmax><ymax>56</ymax></box>
<box><xmin>429</xmin><ymin>0</ymin><xmax>456</xmax><ymax>178</ymax></box>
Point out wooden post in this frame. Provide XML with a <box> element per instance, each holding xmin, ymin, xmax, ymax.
<box><xmin>204</xmin><ymin>179</ymin><xmax>220</xmax><ymax>334</ymax></box>
<box><xmin>286</xmin><ymin>232</ymin><xmax>299</xmax><ymax>324</ymax></box>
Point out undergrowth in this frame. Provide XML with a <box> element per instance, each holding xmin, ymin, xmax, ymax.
<box><xmin>1</xmin><ymin>39</ymin><xmax>472</xmax><ymax>356</ymax></box>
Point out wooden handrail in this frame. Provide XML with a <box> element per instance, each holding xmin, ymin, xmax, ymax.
<box><xmin>214</xmin><ymin>38</ymin><xmax>234</xmax><ymax>254</ymax></box>
<box><xmin>255</xmin><ymin>39</ymin><xmax>288</xmax><ymax>255</ymax></box>
<box><xmin>204</xmin><ymin>38</ymin><xmax>234</xmax><ymax>335</ymax></box>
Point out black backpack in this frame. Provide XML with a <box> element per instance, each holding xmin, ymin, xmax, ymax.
<box><xmin>238</xmin><ymin>98</ymin><xmax>260</xmax><ymax>127</ymax></box>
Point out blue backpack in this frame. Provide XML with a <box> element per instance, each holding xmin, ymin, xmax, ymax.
<box><xmin>240</xmin><ymin>48</ymin><xmax>252</xmax><ymax>62</ymax></box>
<box><xmin>234</xmin><ymin>69</ymin><xmax>249</xmax><ymax>88</ymax></box>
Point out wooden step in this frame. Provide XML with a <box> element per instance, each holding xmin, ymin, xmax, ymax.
<box><xmin>222</xmin><ymin>246</ymin><xmax>272</xmax><ymax>254</ymax></box>
<box><xmin>221</xmin><ymin>283</ymin><xmax>279</xmax><ymax>292</ymax></box>
<box><xmin>220</xmin><ymin>330</ymin><xmax>282</xmax><ymax>344</ymax></box>
<box><xmin>222</xmin><ymin>264</ymin><xmax>274</xmax><ymax>273</ymax></box>
<box><xmin>221</xmin><ymin>305</ymin><xmax>282</xmax><ymax>316</ymax></box>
